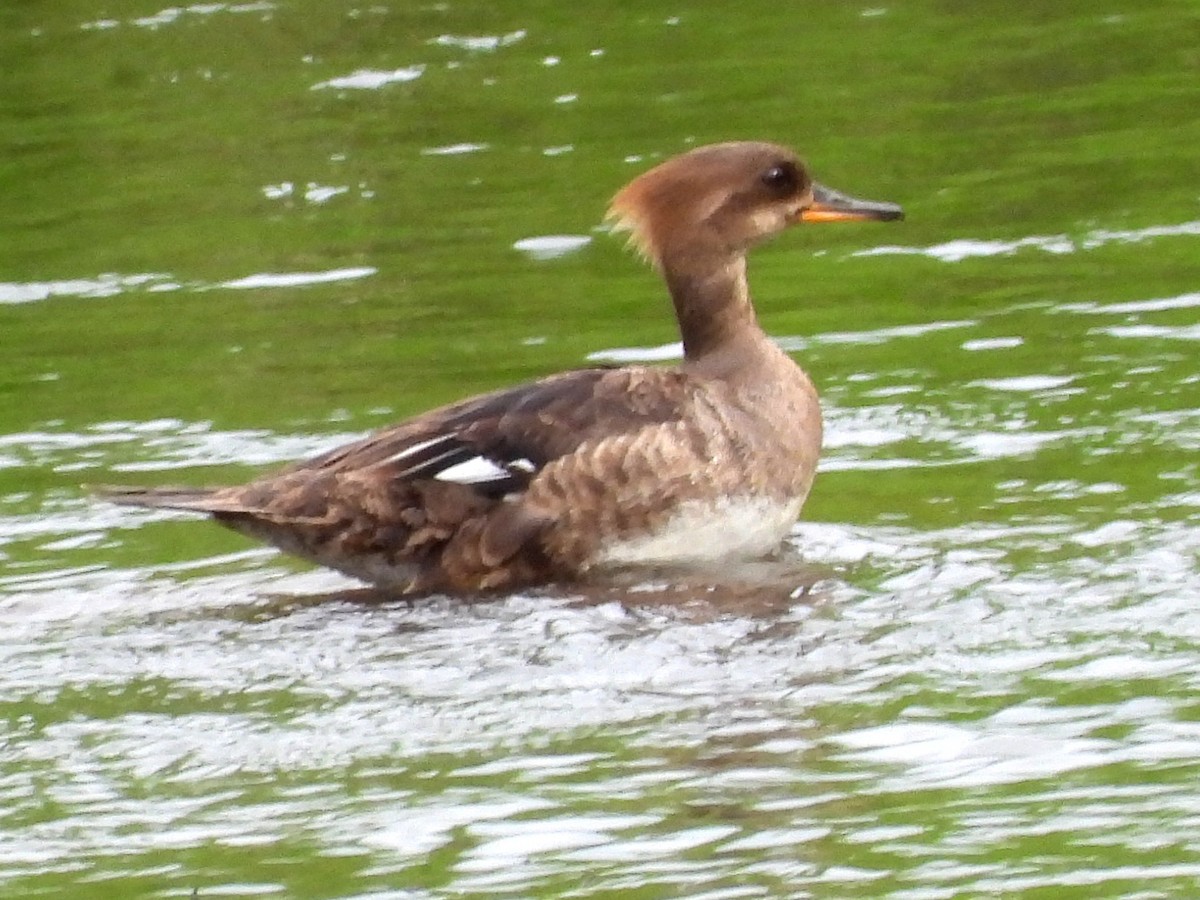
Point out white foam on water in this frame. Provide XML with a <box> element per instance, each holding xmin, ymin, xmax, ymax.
<box><xmin>430</xmin><ymin>30</ymin><xmax>526</xmax><ymax>51</ymax></box>
<box><xmin>421</xmin><ymin>142</ymin><xmax>490</xmax><ymax>156</ymax></box>
<box><xmin>311</xmin><ymin>65</ymin><xmax>425</xmax><ymax>90</ymax></box>
<box><xmin>219</xmin><ymin>267</ymin><xmax>376</xmax><ymax>289</ymax></box>
<box><xmin>854</xmin><ymin>220</ymin><xmax>1200</xmax><ymax>262</ymax></box>
<box><xmin>970</xmin><ymin>375</ymin><xmax>1077</xmax><ymax>392</ymax></box>
<box><xmin>513</xmin><ymin>235</ymin><xmax>592</xmax><ymax>260</ymax></box>
<box><xmin>1057</xmin><ymin>290</ymin><xmax>1200</xmax><ymax>315</ymax></box>
<box><xmin>1094</xmin><ymin>323</ymin><xmax>1200</xmax><ymax>341</ymax></box>
<box><xmin>0</xmin><ymin>274</ymin><xmax>176</xmax><ymax>304</ymax></box>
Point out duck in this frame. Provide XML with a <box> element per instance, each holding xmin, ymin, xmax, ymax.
<box><xmin>101</xmin><ymin>141</ymin><xmax>902</xmax><ymax>594</ymax></box>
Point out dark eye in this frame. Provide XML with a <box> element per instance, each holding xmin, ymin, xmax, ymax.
<box><xmin>760</xmin><ymin>162</ymin><xmax>799</xmax><ymax>195</ymax></box>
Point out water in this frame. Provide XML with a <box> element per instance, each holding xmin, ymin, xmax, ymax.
<box><xmin>3</xmin><ymin>1</ymin><xmax>1200</xmax><ymax>897</ymax></box>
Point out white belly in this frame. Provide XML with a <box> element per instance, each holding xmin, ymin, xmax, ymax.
<box><xmin>591</xmin><ymin>495</ymin><xmax>804</xmax><ymax>568</ymax></box>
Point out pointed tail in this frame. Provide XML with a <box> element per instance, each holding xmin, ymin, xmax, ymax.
<box><xmin>92</xmin><ymin>485</ymin><xmax>247</xmax><ymax>514</ymax></box>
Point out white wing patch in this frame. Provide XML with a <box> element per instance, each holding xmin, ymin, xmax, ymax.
<box><xmin>436</xmin><ymin>456</ymin><xmax>509</xmax><ymax>485</ymax></box>
<box><xmin>376</xmin><ymin>431</ymin><xmax>537</xmax><ymax>487</ymax></box>
<box><xmin>435</xmin><ymin>455</ymin><xmax>536</xmax><ymax>485</ymax></box>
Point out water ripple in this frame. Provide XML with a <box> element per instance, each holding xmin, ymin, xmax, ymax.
<box><xmin>0</xmin><ymin>266</ymin><xmax>375</xmax><ymax>305</ymax></box>
<box><xmin>4</xmin><ymin>309</ymin><xmax>1199</xmax><ymax>896</ymax></box>
<box><xmin>854</xmin><ymin>220</ymin><xmax>1200</xmax><ymax>262</ymax></box>
<box><xmin>2</xmin><ymin>506</ymin><xmax>1197</xmax><ymax>895</ymax></box>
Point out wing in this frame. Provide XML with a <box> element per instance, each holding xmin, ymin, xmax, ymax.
<box><xmin>292</xmin><ymin>365</ymin><xmax>693</xmax><ymax>496</ymax></box>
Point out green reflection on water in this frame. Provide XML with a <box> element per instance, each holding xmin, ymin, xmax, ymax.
<box><xmin>2</xmin><ymin>0</ymin><xmax>1199</xmax><ymax>897</ymax></box>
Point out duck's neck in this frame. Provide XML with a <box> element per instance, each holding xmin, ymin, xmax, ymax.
<box><xmin>661</xmin><ymin>248</ymin><xmax>766</xmax><ymax>364</ymax></box>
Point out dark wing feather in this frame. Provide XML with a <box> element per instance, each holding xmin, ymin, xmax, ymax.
<box><xmin>293</xmin><ymin>365</ymin><xmax>692</xmax><ymax>489</ymax></box>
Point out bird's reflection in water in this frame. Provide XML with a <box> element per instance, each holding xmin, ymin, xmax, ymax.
<box><xmin>243</xmin><ymin>550</ymin><xmax>837</xmax><ymax>623</ymax></box>
<box><xmin>565</xmin><ymin>553</ymin><xmax>836</xmax><ymax>619</ymax></box>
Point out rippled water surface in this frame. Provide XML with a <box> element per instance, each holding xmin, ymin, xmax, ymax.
<box><xmin>3</xmin><ymin>1</ymin><xmax>1199</xmax><ymax>897</ymax></box>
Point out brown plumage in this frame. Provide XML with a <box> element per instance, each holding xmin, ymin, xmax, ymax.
<box><xmin>99</xmin><ymin>141</ymin><xmax>902</xmax><ymax>594</ymax></box>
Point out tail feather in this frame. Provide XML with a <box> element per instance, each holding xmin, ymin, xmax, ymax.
<box><xmin>92</xmin><ymin>484</ymin><xmax>255</xmax><ymax>514</ymax></box>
